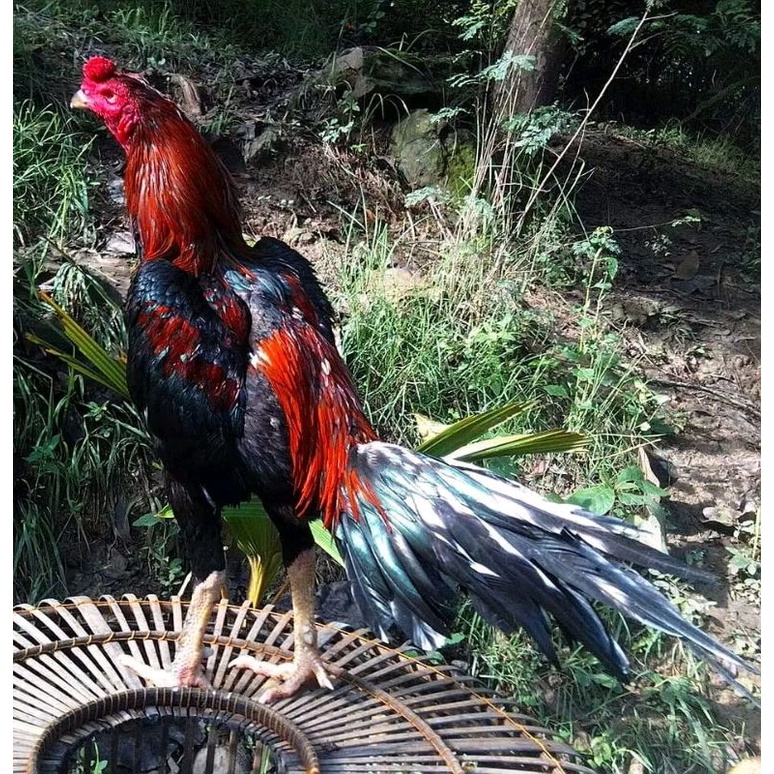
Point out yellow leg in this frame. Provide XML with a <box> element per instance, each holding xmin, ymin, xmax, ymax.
<box><xmin>230</xmin><ymin>549</ymin><xmax>333</xmax><ymax>703</ymax></box>
<box><xmin>120</xmin><ymin>570</ymin><xmax>225</xmax><ymax>687</ymax></box>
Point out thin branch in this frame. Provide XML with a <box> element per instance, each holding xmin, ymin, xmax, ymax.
<box><xmin>651</xmin><ymin>378</ymin><xmax>760</xmax><ymax>419</ymax></box>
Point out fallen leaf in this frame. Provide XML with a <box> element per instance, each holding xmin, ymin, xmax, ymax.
<box><xmin>727</xmin><ymin>757</ymin><xmax>761</xmax><ymax>774</ymax></box>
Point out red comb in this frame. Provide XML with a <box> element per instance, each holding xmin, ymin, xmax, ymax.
<box><xmin>83</xmin><ymin>56</ymin><xmax>117</xmax><ymax>82</ymax></box>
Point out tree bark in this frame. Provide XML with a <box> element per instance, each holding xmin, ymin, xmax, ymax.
<box><xmin>495</xmin><ymin>0</ymin><xmax>567</xmax><ymax>119</ymax></box>
<box><xmin>459</xmin><ymin>0</ymin><xmax>569</xmax><ymax>234</ymax></box>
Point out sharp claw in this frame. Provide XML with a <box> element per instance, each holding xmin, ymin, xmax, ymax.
<box><xmin>230</xmin><ymin>653</ymin><xmax>334</xmax><ymax>701</ymax></box>
<box><xmin>257</xmin><ymin>687</ymin><xmax>277</xmax><ymax>705</ymax></box>
<box><xmin>313</xmin><ymin>664</ymin><xmax>334</xmax><ymax>691</ymax></box>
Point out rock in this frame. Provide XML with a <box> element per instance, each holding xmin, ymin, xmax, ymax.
<box><xmin>168</xmin><ymin>73</ymin><xmax>204</xmax><ymax>118</ymax></box>
<box><xmin>335</xmin><ymin>47</ymin><xmax>366</xmax><ymax>96</ymax></box>
<box><xmin>390</xmin><ymin>109</ymin><xmax>445</xmax><ymax>187</ymax></box>
<box><xmin>641</xmin><ymin>446</ymin><xmax>679</xmax><ymax>487</ymax></box>
<box><xmin>673</xmin><ymin>249</ymin><xmax>700</xmax><ymax>280</ymax></box>
<box><xmin>234</xmin><ymin>121</ymin><xmax>281</xmax><ymax>165</ymax></box>
<box><xmin>296</xmin><ymin>46</ymin><xmax>446</xmax><ymax>122</ymax></box>
<box><xmin>105</xmin><ymin>231</ymin><xmax>136</xmax><ymax>255</ymax></box>
<box><xmin>331</xmin><ymin>46</ymin><xmax>439</xmax><ymax>102</ymax></box>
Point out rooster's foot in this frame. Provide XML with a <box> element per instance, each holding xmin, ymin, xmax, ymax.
<box><xmin>117</xmin><ymin>571</ymin><xmax>225</xmax><ymax>689</ymax></box>
<box><xmin>118</xmin><ymin>653</ymin><xmax>212</xmax><ymax>689</ymax></box>
<box><xmin>229</xmin><ymin>652</ymin><xmax>334</xmax><ymax>703</ymax></box>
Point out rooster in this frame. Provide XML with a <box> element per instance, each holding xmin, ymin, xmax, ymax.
<box><xmin>71</xmin><ymin>57</ymin><xmax>753</xmax><ymax>703</ymax></box>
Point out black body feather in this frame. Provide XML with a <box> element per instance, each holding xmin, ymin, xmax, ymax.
<box><xmin>125</xmin><ymin>237</ymin><xmax>337</xmax><ymax>577</ymax></box>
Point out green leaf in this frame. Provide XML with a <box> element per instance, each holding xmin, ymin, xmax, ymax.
<box><xmin>32</xmin><ymin>293</ymin><xmax>129</xmax><ymax>398</ymax></box>
<box><xmin>133</xmin><ymin>513</ymin><xmax>164</xmax><ymax>528</ymax></box>
<box><xmin>132</xmin><ymin>505</ymin><xmax>174</xmax><ymax>527</ymax></box>
<box><xmin>640</xmin><ymin>480</ymin><xmax>669</xmax><ymax>498</ymax></box>
<box><xmin>607</xmin><ymin>17</ymin><xmax>641</xmax><ymax>37</ymax></box>
<box><xmin>26</xmin><ymin>336</ymin><xmax>126</xmax><ymax>394</ymax></box>
<box><xmin>616</xmin><ymin>466</ymin><xmax>645</xmax><ymax>484</ymax></box>
<box><xmin>223</xmin><ymin>500</ymin><xmax>284</xmax><ymax>604</ymax></box>
<box><xmin>416</xmin><ymin>401</ymin><xmax>535</xmax><ymax>458</ymax></box>
<box><xmin>446</xmin><ymin>429</ymin><xmax>589</xmax><ymax>463</ymax></box>
<box><xmin>567</xmin><ymin>486</ymin><xmax>616</xmax><ymax>515</ymax></box>
<box><xmin>224</xmin><ymin>500</ymin><xmax>345</xmax><ymax>602</ymax></box>
<box><xmin>310</xmin><ymin>521</ymin><xmax>345</xmax><ymax>565</ymax></box>
<box><xmin>618</xmin><ymin>492</ymin><xmax>648</xmax><ymax>507</ymax></box>
<box><xmin>543</xmin><ymin>384</ymin><xmax>569</xmax><ymax>398</ymax></box>
<box><xmin>223</xmin><ymin>500</ymin><xmax>280</xmax><ymax>557</ymax></box>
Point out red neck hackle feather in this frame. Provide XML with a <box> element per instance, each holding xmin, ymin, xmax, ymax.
<box><xmin>125</xmin><ymin>110</ymin><xmax>244</xmax><ymax>276</ymax></box>
<box><xmin>257</xmin><ymin>311</ymin><xmax>380</xmax><ymax>530</ymax></box>
<box><xmin>79</xmin><ymin>57</ymin><xmax>245</xmax><ymax>276</ymax></box>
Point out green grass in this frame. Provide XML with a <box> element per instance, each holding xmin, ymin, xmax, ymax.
<box><xmin>323</xmin><ymin>210</ymin><xmax>666</xmax><ymax>491</ymax></box>
<box><xmin>611</xmin><ymin>120</ymin><xmax>760</xmax><ymax>182</ymax></box>
<box><xmin>457</xmin><ymin>596</ymin><xmax>749</xmax><ymax>773</ymax></box>
<box><xmin>13</xmin><ymin>101</ymin><xmax>94</xmax><ymax>247</ymax></box>
<box><xmin>16</xmin><ymin>0</ymin><xmax>363</xmax><ymax>65</ymax></box>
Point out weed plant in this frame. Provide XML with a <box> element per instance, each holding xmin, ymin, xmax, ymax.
<box><xmin>13</xmin><ymin>271</ymin><xmax>157</xmax><ymax>602</ymax></box>
<box><xmin>13</xmin><ymin>102</ymin><xmax>94</xmax><ymax>247</ymax></box>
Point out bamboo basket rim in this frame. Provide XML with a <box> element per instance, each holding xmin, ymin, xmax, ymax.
<box><xmin>13</xmin><ymin>594</ymin><xmax>595</xmax><ymax>774</ymax></box>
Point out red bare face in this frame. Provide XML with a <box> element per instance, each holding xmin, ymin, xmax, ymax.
<box><xmin>71</xmin><ymin>57</ymin><xmax>145</xmax><ymax>147</ymax></box>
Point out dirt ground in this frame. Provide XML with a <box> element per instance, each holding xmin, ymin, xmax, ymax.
<box><xmin>65</xmin><ymin>71</ymin><xmax>761</xmax><ymax>756</ymax></box>
<box><xmin>572</xmin><ymin>130</ymin><xmax>761</xmax><ymax>744</ymax></box>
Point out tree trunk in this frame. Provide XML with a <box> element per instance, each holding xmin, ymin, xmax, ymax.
<box><xmin>495</xmin><ymin>0</ymin><xmax>567</xmax><ymax>119</ymax></box>
<box><xmin>461</xmin><ymin>0</ymin><xmax>568</xmax><ymax>235</ymax></box>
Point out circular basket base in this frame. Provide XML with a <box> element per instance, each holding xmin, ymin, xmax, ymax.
<box><xmin>14</xmin><ymin>595</ymin><xmax>594</xmax><ymax>774</ymax></box>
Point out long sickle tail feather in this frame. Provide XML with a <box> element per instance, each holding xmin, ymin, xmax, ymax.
<box><xmin>335</xmin><ymin>442</ymin><xmax>756</xmax><ymax>687</ymax></box>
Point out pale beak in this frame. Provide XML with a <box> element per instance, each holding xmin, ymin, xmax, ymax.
<box><xmin>70</xmin><ymin>89</ymin><xmax>89</xmax><ymax>109</ymax></box>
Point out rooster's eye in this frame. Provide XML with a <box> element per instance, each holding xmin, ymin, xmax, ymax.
<box><xmin>103</xmin><ymin>89</ymin><xmax>116</xmax><ymax>103</ymax></box>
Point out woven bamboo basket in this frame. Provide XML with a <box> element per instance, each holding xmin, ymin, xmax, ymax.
<box><xmin>13</xmin><ymin>596</ymin><xmax>595</xmax><ymax>774</ymax></box>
